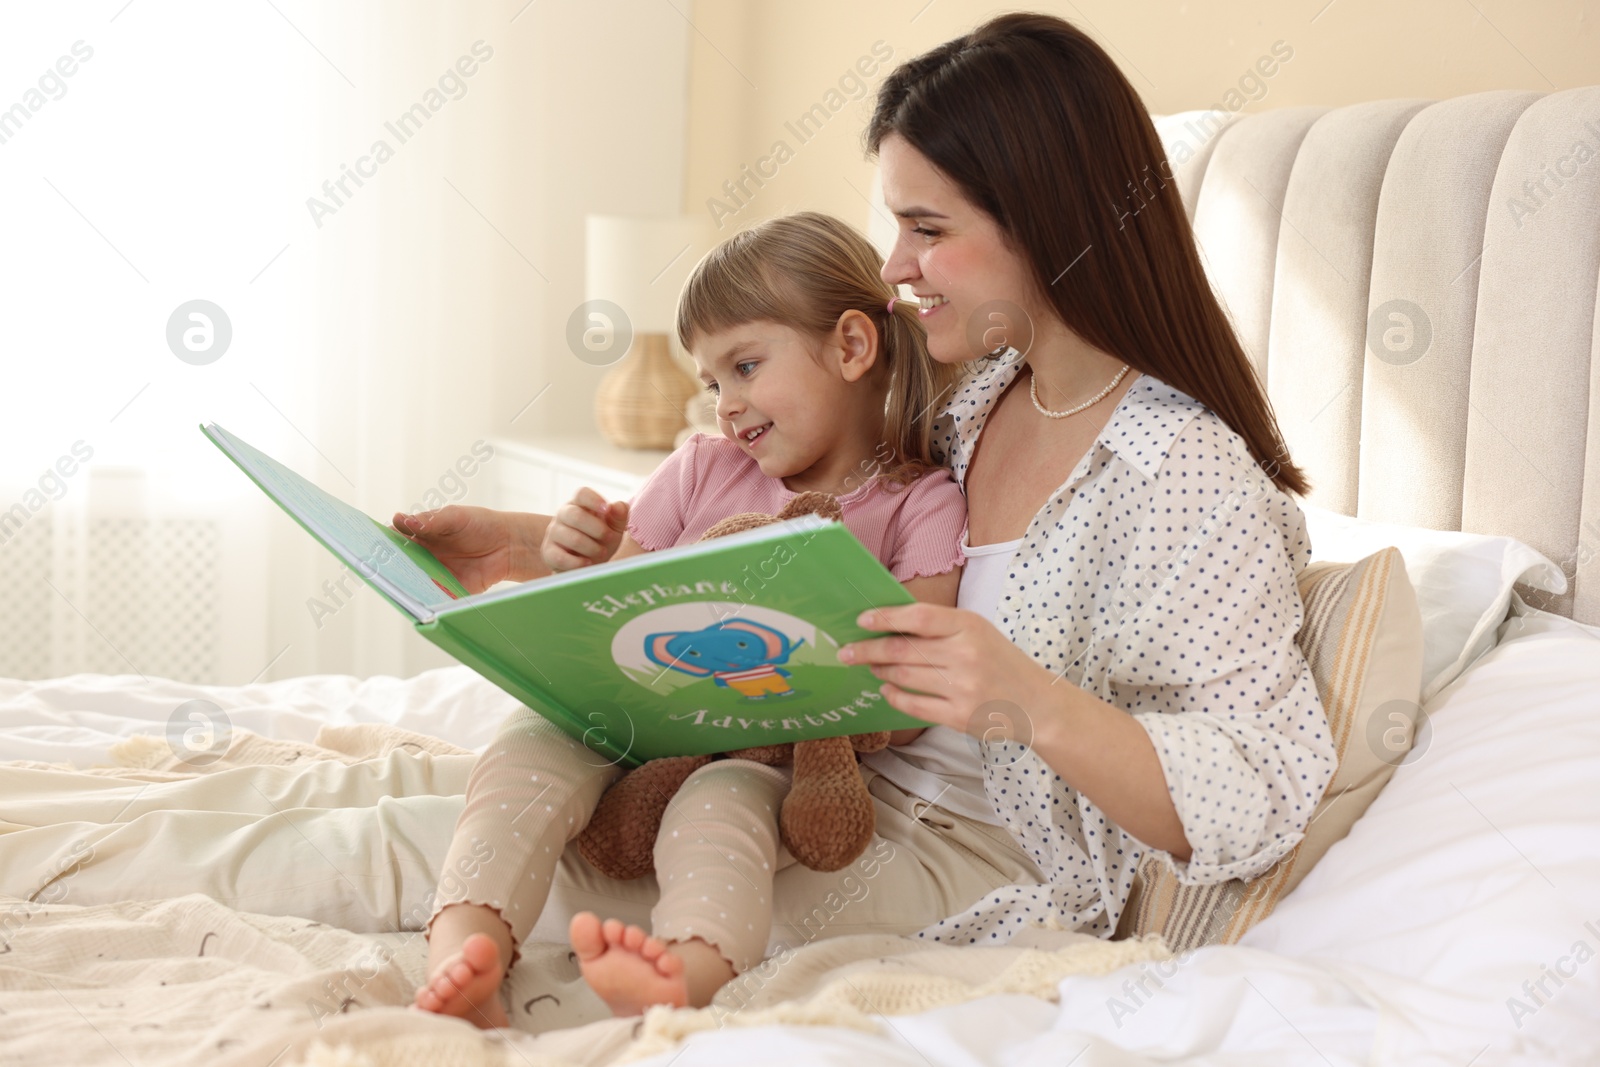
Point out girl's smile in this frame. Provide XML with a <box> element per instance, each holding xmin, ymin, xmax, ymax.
<box><xmin>737</xmin><ymin>422</ymin><xmax>772</xmax><ymax>450</ymax></box>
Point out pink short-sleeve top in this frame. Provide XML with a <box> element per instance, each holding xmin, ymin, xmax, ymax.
<box><xmin>625</xmin><ymin>433</ymin><xmax>966</xmax><ymax>582</ymax></box>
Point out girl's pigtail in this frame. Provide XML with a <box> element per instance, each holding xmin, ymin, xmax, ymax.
<box><xmin>877</xmin><ymin>294</ymin><xmax>963</xmax><ymax>488</ymax></box>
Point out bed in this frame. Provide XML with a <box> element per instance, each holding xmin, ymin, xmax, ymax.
<box><xmin>4</xmin><ymin>86</ymin><xmax>1598</xmax><ymax>1066</ymax></box>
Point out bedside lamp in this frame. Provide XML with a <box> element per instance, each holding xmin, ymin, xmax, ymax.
<box><xmin>584</xmin><ymin>214</ymin><xmax>708</xmax><ymax>450</ymax></box>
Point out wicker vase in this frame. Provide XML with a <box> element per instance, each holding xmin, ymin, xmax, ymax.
<box><xmin>594</xmin><ymin>333</ymin><xmax>697</xmax><ymax>450</ymax></box>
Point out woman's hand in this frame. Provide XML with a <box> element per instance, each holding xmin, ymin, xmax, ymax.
<box><xmin>542</xmin><ymin>488</ymin><xmax>629</xmax><ymax>573</ymax></box>
<box><xmin>391</xmin><ymin>505</ymin><xmax>538</xmax><ymax>594</ymax></box>
<box><xmin>843</xmin><ymin>604</ymin><xmax>1194</xmax><ymax>857</ymax></box>
<box><xmin>838</xmin><ymin>603</ymin><xmax>1053</xmax><ymax>740</ymax></box>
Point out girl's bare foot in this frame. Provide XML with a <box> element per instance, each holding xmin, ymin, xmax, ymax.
<box><xmin>571</xmin><ymin>912</ymin><xmax>698</xmax><ymax>1016</ymax></box>
<box><xmin>570</xmin><ymin>912</ymin><xmax>738</xmax><ymax>1014</ymax></box>
<box><xmin>413</xmin><ymin>932</ymin><xmax>509</xmax><ymax>1029</ymax></box>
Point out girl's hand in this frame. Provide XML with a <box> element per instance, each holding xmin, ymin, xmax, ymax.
<box><xmin>542</xmin><ymin>488</ymin><xmax>629</xmax><ymax>573</ymax></box>
<box><xmin>837</xmin><ymin>603</ymin><xmax>1050</xmax><ymax>741</ymax></box>
<box><xmin>391</xmin><ymin>505</ymin><xmax>523</xmax><ymax>594</ymax></box>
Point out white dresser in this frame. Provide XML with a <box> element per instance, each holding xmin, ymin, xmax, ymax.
<box><xmin>489</xmin><ymin>431</ymin><xmax>671</xmax><ymax>515</ymax></box>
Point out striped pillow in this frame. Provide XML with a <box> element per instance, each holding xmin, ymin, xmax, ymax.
<box><xmin>1113</xmin><ymin>546</ymin><xmax>1424</xmax><ymax>951</ymax></box>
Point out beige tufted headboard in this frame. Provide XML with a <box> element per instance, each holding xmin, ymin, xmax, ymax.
<box><xmin>1153</xmin><ymin>88</ymin><xmax>1600</xmax><ymax>626</ymax></box>
<box><xmin>869</xmin><ymin>87</ymin><xmax>1600</xmax><ymax>625</ymax></box>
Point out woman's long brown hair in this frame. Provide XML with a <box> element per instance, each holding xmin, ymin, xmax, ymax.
<box><xmin>865</xmin><ymin>11</ymin><xmax>1311</xmax><ymax>497</ymax></box>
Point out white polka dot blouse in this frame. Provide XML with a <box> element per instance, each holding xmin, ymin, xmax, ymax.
<box><xmin>912</xmin><ymin>348</ymin><xmax>1337</xmax><ymax>946</ymax></box>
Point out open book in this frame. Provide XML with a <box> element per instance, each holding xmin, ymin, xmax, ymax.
<box><xmin>202</xmin><ymin>422</ymin><xmax>924</xmax><ymax>765</ymax></box>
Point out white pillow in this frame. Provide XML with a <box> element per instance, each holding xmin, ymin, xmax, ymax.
<box><xmin>1300</xmin><ymin>503</ymin><xmax>1567</xmax><ymax>702</ymax></box>
<box><xmin>1238</xmin><ymin>603</ymin><xmax>1600</xmax><ymax>1057</ymax></box>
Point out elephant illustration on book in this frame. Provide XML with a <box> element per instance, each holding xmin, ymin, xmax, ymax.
<box><xmin>643</xmin><ymin>618</ymin><xmax>807</xmax><ymax>700</ymax></box>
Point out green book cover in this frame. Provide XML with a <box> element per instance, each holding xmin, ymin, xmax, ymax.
<box><xmin>202</xmin><ymin>422</ymin><xmax>926</xmax><ymax>766</ymax></box>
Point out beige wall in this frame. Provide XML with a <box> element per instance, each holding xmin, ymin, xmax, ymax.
<box><xmin>273</xmin><ymin>1</ymin><xmax>692</xmax><ymax>678</ymax></box>
<box><xmin>682</xmin><ymin>0</ymin><xmax>1597</xmax><ymax>234</ymax></box>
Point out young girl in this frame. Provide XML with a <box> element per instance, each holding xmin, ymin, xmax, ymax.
<box><xmin>412</xmin><ymin>211</ymin><xmax>977</xmax><ymax>1023</ymax></box>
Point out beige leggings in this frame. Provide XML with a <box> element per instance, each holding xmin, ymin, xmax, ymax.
<box><xmin>427</xmin><ymin>707</ymin><xmax>1038</xmax><ymax>974</ymax></box>
<box><xmin>428</xmin><ymin>708</ymin><xmax>800</xmax><ymax>972</ymax></box>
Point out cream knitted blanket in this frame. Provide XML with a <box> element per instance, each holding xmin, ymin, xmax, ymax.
<box><xmin>283</xmin><ymin>927</ymin><xmax>1173</xmax><ymax>1067</ymax></box>
<box><xmin>0</xmin><ymin>721</ymin><xmax>1172</xmax><ymax>1067</ymax></box>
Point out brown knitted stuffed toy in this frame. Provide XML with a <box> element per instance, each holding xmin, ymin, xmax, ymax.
<box><xmin>576</xmin><ymin>492</ymin><xmax>890</xmax><ymax>879</ymax></box>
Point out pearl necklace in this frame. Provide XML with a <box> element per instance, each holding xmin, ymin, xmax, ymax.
<box><xmin>1029</xmin><ymin>362</ymin><xmax>1131</xmax><ymax>419</ymax></box>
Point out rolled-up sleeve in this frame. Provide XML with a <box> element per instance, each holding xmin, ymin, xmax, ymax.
<box><xmin>1115</xmin><ymin>486</ymin><xmax>1337</xmax><ymax>885</ymax></box>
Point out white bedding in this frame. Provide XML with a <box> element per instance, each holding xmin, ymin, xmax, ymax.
<box><xmin>0</xmin><ymin>667</ymin><xmax>516</xmax><ymax>766</ymax></box>
<box><xmin>609</xmin><ymin>602</ymin><xmax>1600</xmax><ymax>1066</ymax></box>
<box><xmin>2</xmin><ymin>602</ymin><xmax>1596</xmax><ymax>1065</ymax></box>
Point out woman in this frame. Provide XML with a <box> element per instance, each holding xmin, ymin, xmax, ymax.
<box><xmin>404</xmin><ymin>10</ymin><xmax>1334</xmax><ymax>1023</ymax></box>
<box><xmin>835</xmin><ymin>11</ymin><xmax>1335</xmax><ymax>942</ymax></box>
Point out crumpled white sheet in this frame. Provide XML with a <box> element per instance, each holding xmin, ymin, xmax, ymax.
<box><xmin>0</xmin><ymin>665</ymin><xmax>513</xmax><ymax>766</ymax></box>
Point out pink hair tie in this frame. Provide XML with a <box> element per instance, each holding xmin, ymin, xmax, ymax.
<box><xmin>886</xmin><ymin>297</ymin><xmax>899</xmax><ymax>313</ymax></box>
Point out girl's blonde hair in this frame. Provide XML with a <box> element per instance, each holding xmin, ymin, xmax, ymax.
<box><xmin>675</xmin><ymin>210</ymin><xmax>963</xmax><ymax>491</ymax></box>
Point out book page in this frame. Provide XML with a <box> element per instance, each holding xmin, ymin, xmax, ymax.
<box><xmin>204</xmin><ymin>423</ymin><xmax>460</xmax><ymax>617</ymax></box>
